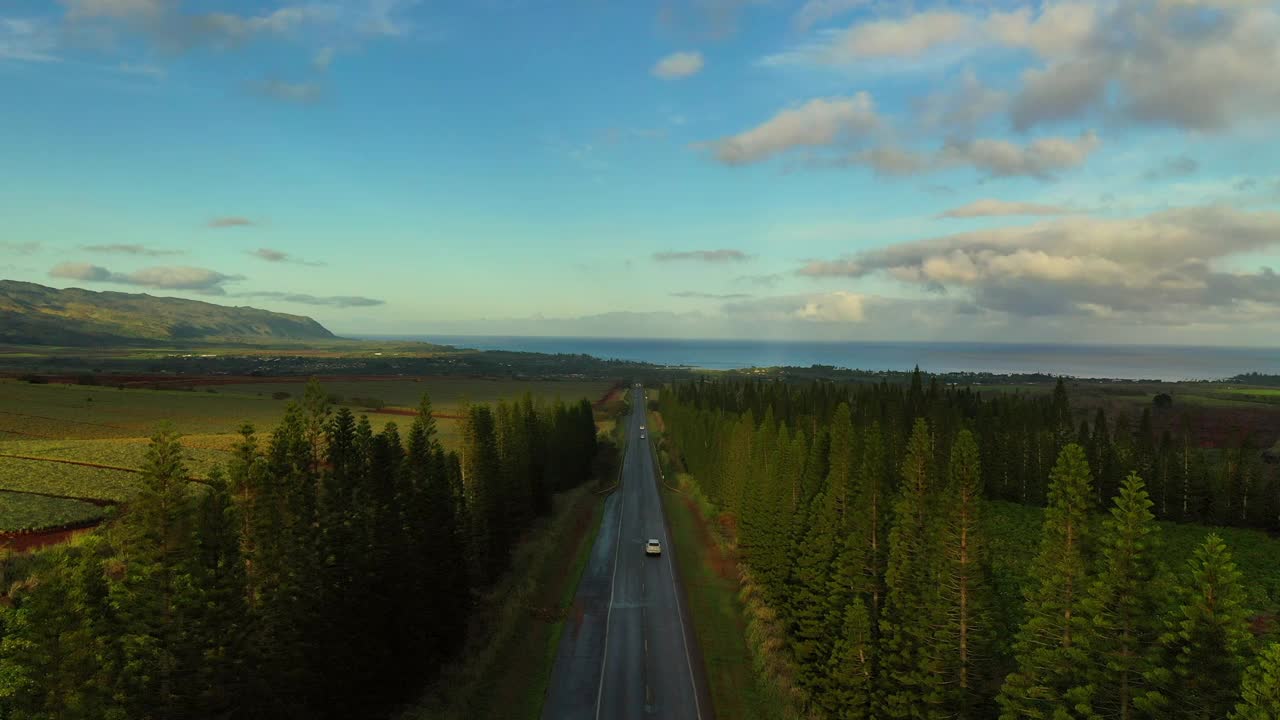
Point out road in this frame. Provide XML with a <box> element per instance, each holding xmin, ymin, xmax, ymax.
<box><xmin>543</xmin><ymin>385</ymin><xmax>712</xmax><ymax>720</ymax></box>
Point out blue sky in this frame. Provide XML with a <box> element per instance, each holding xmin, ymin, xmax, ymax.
<box><xmin>3</xmin><ymin>0</ymin><xmax>1280</xmax><ymax>343</ymax></box>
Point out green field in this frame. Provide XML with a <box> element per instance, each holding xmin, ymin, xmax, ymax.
<box><xmin>0</xmin><ymin>377</ymin><xmax>615</xmax><ymax>533</ymax></box>
<box><xmin>986</xmin><ymin>500</ymin><xmax>1280</xmax><ymax>625</ymax></box>
<box><xmin>0</xmin><ymin>456</ymin><xmax>143</xmax><ymax>503</ymax></box>
<box><xmin>0</xmin><ymin>491</ymin><xmax>107</xmax><ymax>534</ymax></box>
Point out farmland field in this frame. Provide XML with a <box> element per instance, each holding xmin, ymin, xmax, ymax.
<box><xmin>0</xmin><ymin>376</ymin><xmax>618</xmax><ymax>534</ymax></box>
<box><xmin>0</xmin><ymin>456</ymin><xmax>143</xmax><ymax>502</ymax></box>
<box><xmin>0</xmin><ymin>491</ymin><xmax>108</xmax><ymax>534</ymax></box>
<box><xmin>986</xmin><ymin>500</ymin><xmax>1280</xmax><ymax>630</ymax></box>
<box><xmin>0</xmin><ymin>377</ymin><xmax>613</xmax><ymax>445</ymax></box>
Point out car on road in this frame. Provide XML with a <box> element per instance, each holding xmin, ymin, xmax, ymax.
<box><xmin>640</xmin><ymin>432</ymin><xmax>646</xmax><ymax>439</ymax></box>
<box><xmin>640</xmin><ymin>424</ymin><xmax>645</xmax><ymax>430</ymax></box>
<box><xmin>645</xmin><ymin>539</ymin><xmax>662</xmax><ymax>556</ymax></box>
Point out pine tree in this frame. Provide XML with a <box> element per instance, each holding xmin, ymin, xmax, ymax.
<box><xmin>998</xmin><ymin>443</ymin><xmax>1096</xmax><ymax>720</ymax></box>
<box><xmin>852</xmin><ymin>422</ymin><xmax>888</xmax><ymax>623</ymax></box>
<box><xmin>0</xmin><ymin>537</ymin><xmax>123</xmax><ymax>718</ymax></box>
<box><xmin>878</xmin><ymin>418</ymin><xmax>943</xmax><ymax>719</ymax></box>
<box><xmin>1231</xmin><ymin>642</ymin><xmax>1280</xmax><ymax>720</ymax></box>
<box><xmin>788</xmin><ymin>490</ymin><xmax>840</xmax><ymax>699</ymax></box>
<box><xmin>110</xmin><ymin>426</ymin><xmax>193</xmax><ymax>718</ymax></box>
<box><xmin>178</xmin><ymin>470</ymin><xmax>250</xmax><ymax>716</ymax></box>
<box><xmin>932</xmin><ymin>428</ymin><xmax>993</xmax><ymax>718</ymax></box>
<box><xmin>823</xmin><ymin>597</ymin><xmax>877</xmax><ymax>720</ymax></box>
<box><xmin>1137</xmin><ymin>534</ymin><xmax>1252</xmax><ymax>720</ymax></box>
<box><xmin>1079</xmin><ymin>472</ymin><xmax>1164</xmax><ymax>720</ymax></box>
<box><xmin>461</xmin><ymin>404</ymin><xmax>504</xmax><ymax>584</ymax></box>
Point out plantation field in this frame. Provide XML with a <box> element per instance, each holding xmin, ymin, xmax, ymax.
<box><xmin>0</xmin><ymin>438</ymin><xmax>230</xmax><ymax>477</ymax></box>
<box><xmin>0</xmin><ymin>491</ymin><xmax>108</xmax><ymax>534</ymax></box>
<box><xmin>187</xmin><ymin>377</ymin><xmax>614</xmax><ymax>414</ymax></box>
<box><xmin>986</xmin><ymin>500</ymin><xmax>1280</xmax><ymax>632</ymax></box>
<box><xmin>0</xmin><ymin>378</ymin><xmax>613</xmax><ymax>444</ymax></box>
<box><xmin>0</xmin><ymin>456</ymin><xmax>143</xmax><ymax>502</ymax></box>
<box><xmin>0</xmin><ymin>376</ymin><xmax>618</xmax><ymax>534</ymax></box>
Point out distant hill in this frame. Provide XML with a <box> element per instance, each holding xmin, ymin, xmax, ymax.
<box><xmin>0</xmin><ymin>280</ymin><xmax>337</xmax><ymax>345</ymax></box>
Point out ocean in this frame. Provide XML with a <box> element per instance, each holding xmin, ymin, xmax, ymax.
<box><xmin>357</xmin><ymin>336</ymin><xmax>1280</xmax><ymax>382</ymax></box>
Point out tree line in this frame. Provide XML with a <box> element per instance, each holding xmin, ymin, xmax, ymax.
<box><xmin>658</xmin><ymin>376</ymin><xmax>1279</xmax><ymax>719</ymax></box>
<box><xmin>665</xmin><ymin>374</ymin><xmax>1279</xmax><ymax>532</ymax></box>
<box><xmin>0</xmin><ymin>381</ymin><xmax>601</xmax><ymax>719</ymax></box>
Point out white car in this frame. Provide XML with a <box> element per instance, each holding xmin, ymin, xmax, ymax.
<box><xmin>640</xmin><ymin>425</ymin><xmax>645</xmax><ymax>430</ymax></box>
<box><xmin>645</xmin><ymin>539</ymin><xmax>662</xmax><ymax>556</ymax></box>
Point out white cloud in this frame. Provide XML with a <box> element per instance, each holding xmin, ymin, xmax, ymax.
<box><xmin>799</xmin><ymin>206</ymin><xmax>1280</xmax><ymax>322</ymax></box>
<box><xmin>652</xmin><ymin>50</ymin><xmax>705</xmax><ymax>79</ymax></box>
<box><xmin>823</xmin><ymin>11</ymin><xmax>972</xmax><ymax>61</ymax></box>
<box><xmin>251</xmin><ymin>79</ymin><xmax>322</xmax><ymax>104</ymax></box>
<box><xmin>235</xmin><ymin>291</ymin><xmax>383</xmax><ymax>307</ymax></box>
<box><xmin>49</xmin><ymin>262</ymin><xmax>243</xmax><ymax>295</ymax></box>
<box><xmin>0</xmin><ymin>17</ymin><xmax>59</xmax><ymax>62</ymax></box>
<box><xmin>704</xmin><ymin>93</ymin><xmax>881</xmax><ymax>165</ymax></box>
<box><xmin>248</xmin><ymin>248</ymin><xmax>325</xmax><ymax>266</ymax></box>
<box><xmin>764</xmin><ymin>1</ymin><xmax>1280</xmax><ymax>133</ymax></box>
<box><xmin>940</xmin><ymin>131</ymin><xmax>1100</xmax><ymax>179</ymax></box>
<box><xmin>117</xmin><ymin>61</ymin><xmax>164</xmax><ymax>79</ymax></box>
<box><xmin>792</xmin><ymin>0</ymin><xmax>870</xmax><ymax>32</ymax></box>
<box><xmin>915</xmin><ymin>68</ymin><xmax>1007</xmax><ymax>134</ymax></box>
<box><xmin>1</xmin><ymin>241</ymin><xmax>41</xmax><ymax>255</ymax></box>
<box><xmin>810</xmin><ymin>132</ymin><xmax>1100</xmax><ymax>179</ymax></box>
<box><xmin>81</xmin><ymin>243</ymin><xmax>183</xmax><ymax>256</ymax></box>
<box><xmin>725</xmin><ymin>290</ymin><xmax>868</xmax><ymax>322</ymax></box>
<box><xmin>938</xmin><ymin>199</ymin><xmax>1075</xmax><ymax>218</ymax></box>
<box><xmin>62</xmin><ymin>0</ymin><xmax>165</xmax><ymax>20</ymax></box>
<box><xmin>313</xmin><ymin>46</ymin><xmax>335</xmax><ymax>71</ymax></box>
<box><xmin>654</xmin><ymin>249</ymin><xmax>751</xmax><ymax>263</ymax></box>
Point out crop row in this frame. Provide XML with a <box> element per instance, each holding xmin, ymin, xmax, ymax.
<box><xmin>0</xmin><ymin>438</ymin><xmax>229</xmax><ymax>477</ymax></box>
<box><xmin>0</xmin><ymin>491</ymin><xmax>109</xmax><ymax>533</ymax></box>
<box><xmin>0</xmin><ymin>457</ymin><xmax>143</xmax><ymax>502</ymax></box>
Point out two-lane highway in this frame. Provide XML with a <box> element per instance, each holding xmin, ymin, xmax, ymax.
<box><xmin>543</xmin><ymin>385</ymin><xmax>712</xmax><ymax>720</ymax></box>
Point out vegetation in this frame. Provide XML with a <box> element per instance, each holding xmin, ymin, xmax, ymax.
<box><xmin>0</xmin><ymin>279</ymin><xmax>335</xmax><ymax>344</ymax></box>
<box><xmin>0</xmin><ymin>380</ymin><xmax>605</xmax><ymax>719</ymax></box>
<box><xmin>661</xmin><ymin>474</ymin><xmax>789</xmax><ymax>720</ymax></box>
<box><xmin>658</xmin><ymin>375</ymin><xmax>1279</xmax><ymax>719</ymax></box>
<box><xmin>0</xmin><ymin>457</ymin><xmax>144</xmax><ymax>502</ymax></box>
<box><xmin>0</xmin><ymin>491</ymin><xmax>107</xmax><ymax>533</ymax></box>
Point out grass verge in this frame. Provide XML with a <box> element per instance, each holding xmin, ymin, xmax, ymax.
<box><xmin>403</xmin><ymin>483</ymin><xmax>605</xmax><ymax>720</ymax></box>
<box><xmin>660</xmin><ymin>474</ymin><xmax>789</xmax><ymax>720</ymax></box>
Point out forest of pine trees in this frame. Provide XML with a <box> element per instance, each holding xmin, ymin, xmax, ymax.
<box><xmin>0</xmin><ymin>381</ymin><xmax>601</xmax><ymax>719</ymax></box>
<box><xmin>659</xmin><ymin>374</ymin><xmax>1279</xmax><ymax>719</ymax></box>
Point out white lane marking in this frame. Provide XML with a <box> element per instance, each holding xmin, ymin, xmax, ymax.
<box><xmin>593</xmin><ymin>400</ymin><xmax>635</xmax><ymax>720</ymax></box>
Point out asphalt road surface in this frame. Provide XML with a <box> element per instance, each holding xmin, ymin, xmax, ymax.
<box><xmin>543</xmin><ymin>386</ymin><xmax>712</xmax><ymax>720</ymax></box>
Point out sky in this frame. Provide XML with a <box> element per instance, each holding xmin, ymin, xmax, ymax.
<box><xmin>3</xmin><ymin>0</ymin><xmax>1280</xmax><ymax>344</ymax></box>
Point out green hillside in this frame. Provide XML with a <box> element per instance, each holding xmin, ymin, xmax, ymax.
<box><xmin>0</xmin><ymin>280</ymin><xmax>336</xmax><ymax>345</ymax></box>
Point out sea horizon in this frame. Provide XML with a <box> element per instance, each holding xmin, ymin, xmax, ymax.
<box><xmin>347</xmin><ymin>335</ymin><xmax>1280</xmax><ymax>382</ymax></box>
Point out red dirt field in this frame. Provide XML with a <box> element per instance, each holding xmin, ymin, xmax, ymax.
<box><xmin>1</xmin><ymin>522</ymin><xmax>100</xmax><ymax>553</ymax></box>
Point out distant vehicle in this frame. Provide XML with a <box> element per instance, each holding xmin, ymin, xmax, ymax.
<box><xmin>645</xmin><ymin>539</ymin><xmax>662</xmax><ymax>556</ymax></box>
<box><xmin>640</xmin><ymin>432</ymin><xmax>646</xmax><ymax>439</ymax></box>
<box><xmin>640</xmin><ymin>424</ymin><xmax>645</xmax><ymax>430</ymax></box>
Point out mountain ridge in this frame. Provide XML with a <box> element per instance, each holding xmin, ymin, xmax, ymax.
<box><xmin>0</xmin><ymin>280</ymin><xmax>338</xmax><ymax>345</ymax></box>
